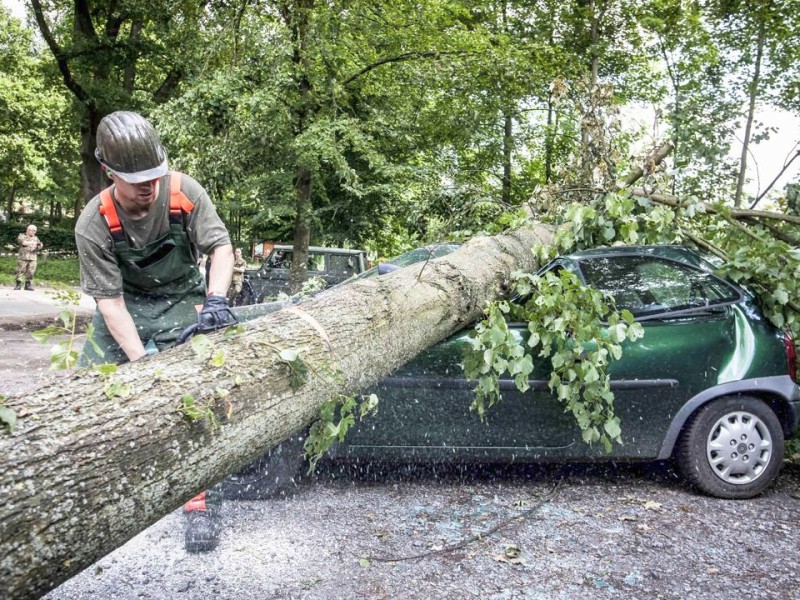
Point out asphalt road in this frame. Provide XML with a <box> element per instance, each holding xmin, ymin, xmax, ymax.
<box><xmin>2</xmin><ymin>286</ymin><xmax>799</xmax><ymax>600</ymax></box>
<box><xmin>0</xmin><ymin>284</ymin><xmax>95</xmax><ymax>329</ymax></box>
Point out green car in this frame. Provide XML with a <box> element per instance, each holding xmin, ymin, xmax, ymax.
<box><xmin>226</xmin><ymin>245</ymin><xmax>800</xmax><ymax>500</ymax></box>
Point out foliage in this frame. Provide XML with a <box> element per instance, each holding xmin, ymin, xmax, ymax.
<box><xmin>464</xmin><ymin>270</ymin><xmax>642</xmax><ymax>451</ymax></box>
<box><xmin>30</xmin><ymin>287</ymin><xmax>90</xmax><ymax>370</ymax></box>
<box><xmin>0</xmin><ymin>6</ymin><xmax>76</xmax><ymax>217</ymax></box>
<box><xmin>277</xmin><ymin>348</ymin><xmax>310</xmax><ymax>390</ymax></box>
<box><xmin>0</xmin><ymin>395</ymin><xmax>15</xmax><ymax>433</ymax></box>
<box><xmin>303</xmin><ymin>393</ymin><xmax>379</xmax><ymax>472</ymax></box>
<box><xmin>0</xmin><ymin>222</ymin><xmax>77</xmax><ymax>253</ymax></box>
<box><xmin>0</xmin><ymin>256</ymin><xmax>80</xmax><ymax>286</ymax></box>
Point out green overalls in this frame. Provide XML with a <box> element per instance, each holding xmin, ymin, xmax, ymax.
<box><xmin>80</xmin><ymin>172</ymin><xmax>206</xmax><ymax>366</ymax></box>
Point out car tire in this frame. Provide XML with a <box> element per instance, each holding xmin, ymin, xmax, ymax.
<box><xmin>676</xmin><ymin>395</ymin><xmax>784</xmax><ymax>499</ymax></box>
<box><xmin>220</xmin><ymin>432</ymin><xmax>307</xmax><ymax>500</ymax></box>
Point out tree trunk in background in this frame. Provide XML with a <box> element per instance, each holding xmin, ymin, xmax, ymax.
<box><xmin>734</xmin><ymin>18</ymin><xmax>765</xmax><ymax>208</ymax></box>
<box><xmin>545</xmin><ymin>93</ymin><xmax>554</xmax><ymax>184</ymax></box>
<box><xmin>502</xmin><ymin>113</ymin><xmax>513</xmax><ymax>205</ymax></box>
<box><xmin>290</xmin><ymin>165</ymin><xmax>313</xmax><ymax>292</ymax></box>
<box><xmin>284</xmin><ymin>0</ymin><xmax>316</xmax><ymax>293</ymax></box>
<box><xmin>5</xmin><ymin>184</ymin><xmax>15</xmax><ymax>220</ymax></box>
<box><xmin>78</xmin><ymin>108</ymin><xmax>105</xmax><ymax>207</ymax></box>
<box><xmin>580</xmin><ymin>0</ymin><xmax>600</xmax><ymax>186</ymax></box>
<box><xmin>0</xmin><ymin>224</ymin><xmax>554</xmax><ymax>599</ymax></box>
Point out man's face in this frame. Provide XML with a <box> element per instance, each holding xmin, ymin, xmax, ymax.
<box><xmin>26</xmin><ymin>226</ymin><xmax>36</xmax><ymax>237</ymax></box>
<box><xmin>111</xmin><ymin>175</ymin><xmax>160</xmax><ymax>213</ymax></box>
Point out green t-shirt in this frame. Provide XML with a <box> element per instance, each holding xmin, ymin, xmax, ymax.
<box><xmin>75</xmin><ymin>172</ymin><xmax>231</xmax><ymax>299</ymax></box>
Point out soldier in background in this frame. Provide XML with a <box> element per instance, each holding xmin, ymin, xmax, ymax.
<box><xmin>15</xmin><ymin>224</ymin><xmax>43</xmax><ymax>291</ymax></box>
<box><xmin>227</xmin><ymin>248</ymin><xmax>246</xmax><ymax>304</ymax></box>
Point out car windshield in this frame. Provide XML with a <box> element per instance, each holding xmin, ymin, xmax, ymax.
<box><xmin>355</xmin><ymin>244</ymin><xmax>461</xmax><ymax>280</ymax></box>
<box><xmin>578</xmin><ymin>255</ymin><xmax>740</xmax><ymax>317</ymax></box>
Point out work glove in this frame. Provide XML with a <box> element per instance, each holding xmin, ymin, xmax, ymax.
<box><xmin>176</xmin><ymin>295</ymin><xmax>238</xmax><ymax>345</ymax></box>
<box><xmin>197</xmin><ymin>294</ymin><xmax>238</xmax><ymax>332</ymax></box>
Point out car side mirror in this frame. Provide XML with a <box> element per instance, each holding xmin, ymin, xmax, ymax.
<box><xmin>377</xmin><ymin>262</ymin><xmax>401</xmax><ymax>275</ymax></box>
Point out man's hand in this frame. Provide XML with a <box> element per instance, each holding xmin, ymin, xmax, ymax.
<box><xmin>197</xmin><ymin>294</ymin><xmax>238</xmax><ymax>333</ymax></box>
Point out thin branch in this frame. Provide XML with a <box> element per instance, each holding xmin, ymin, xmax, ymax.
<box><xmin>631</xmin><ymin>188</ymin><xmax>800</xmax><ymax>226</ymax></box>
<box><xmin>343</xmin><ymin>51</ymin><xmax>461</xmax><ymax>86</ymax></box>
<box><xmin>364</xmin><ymin>480</ymin><xmax>561</xmax><ymax>563</ymax></box>
<box><xmin>29</xmin><ymin>0</ymin><xmax>94</xmax><ymax>108</ymax></box>
<box><xmin>152</xmin><ymin>69</ymin><xmax>184</xmax><ymax>104</ymax></box>
<box><xmin>622</xmin><ymin>141</ymin><xmax>674</xmax><ymax>186</ymax></box>
<box><xmin>750</xmin><ymin>144</ymin><xmax>800</xmax><ymax>209</ymax></box>
<box><xmin>742</xmin><ymin>217</ymin><xmax>800</xmax><ymax>247</ymax></box>
<box><xmin>74</xmin><ymin>0</ymin><xmax>99</xmax><ymax>42</ymax></box>
<box><xmin>681</xmin><ymin>229</ymin><xmax>728</xmax><ymax>261</ymax></box>
<box><xmin>123</xmin><ymin>21</ymin><xmax>142</xmax><ymax>94</ymax></box>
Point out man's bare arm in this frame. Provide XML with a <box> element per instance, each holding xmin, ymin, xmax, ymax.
<box><xmin>206</xmin><ymin>244</ymin><xmax>234</xmax><ymax>297</ymax></box>
<box><xmin>96</xmin><ymin>297</ymin><xmax>147</xmax><ymax>361</ymax></box>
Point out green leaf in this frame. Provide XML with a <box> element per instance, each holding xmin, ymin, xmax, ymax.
<box><xmin>31</xmin><ymin>325</ymin><xmax>62</xmax><ymax>344</ymax></box>
<box><xmin>104</xmin><ymin>380</ymin><xmax>131</xmax><ymax>399</ymax></box>
<box><xmin>191</xmin><ymin>334</ymin><xmax>213</xmax><ymax>357</ymax></box>
<box><xmin>58</xmin><ymin>309</ymin><xmax>73</xmax><ymax>329</ymax></box>
<box><xmin>604</xmin><ymin>418</ymin><xmax>621</xmax><ymax>440</ymax></box>
<box><xmin>0</xmin><ymin>406</ymin><xmax>17</xmax><ymax>432</ymax></box>
<box><xmin>95</xmin><ymin>363</ymin><xmax>118</xmax><ymax>377</ymax></box>
<box><xmin>210</xmin><ymin>351</ymin><xmax>226</xmax><ymax>367</ymax></box>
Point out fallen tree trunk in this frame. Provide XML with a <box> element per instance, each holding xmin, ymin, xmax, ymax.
<box><xmin>0</xmin><ymin>225</ymin><xmax>553</xmax><ymax>599</ymax></box>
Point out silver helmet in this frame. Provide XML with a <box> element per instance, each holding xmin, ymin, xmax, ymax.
<box><xmin>95</xmin><ymin>111</ymin><xmax>168</xmax><ymax>183</ymax></box>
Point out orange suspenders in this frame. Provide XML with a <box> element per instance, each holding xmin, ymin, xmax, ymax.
<box><xmin>98</xmin><ymin>172</ymin><xmax>195</xmax><ymax>240</ymax></box>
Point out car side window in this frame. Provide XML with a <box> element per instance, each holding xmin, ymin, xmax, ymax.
<box><xmin>308</xmin><ymin>253</ymin><xmax>326</xmax><ymax>272</ymax></box>
<box><xmin>266</xmin><ymin>250</ymin><xmax>291</xmax><ymax>269</ymax></box>
<box><xmin>578</xmin><ymin>256</ymin><xmax>740</xmax><ymax>317</ymax></box>
<box><xmin>329</xmin><ymin>254</ymin><xmax>357</xmax><ymax>275</ymax></box>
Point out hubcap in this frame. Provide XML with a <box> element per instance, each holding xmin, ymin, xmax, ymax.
<box><xmin>706</xmin><ymin>411</ymin><xmax>772</xmax><ymax>485</ymax></box>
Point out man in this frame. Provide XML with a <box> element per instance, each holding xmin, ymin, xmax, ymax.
<box><xmin>227</xmin><ymin>247</ymin><xmax>246</xmax><ymax>304</ymax></box>
<box><xmin>74</xmin><ymin>111</ymin><xmax>236</xmax><ymax>553</ymax></box>
<box><xmin>15</xmin><ymin>224</ymin><xmax>43</xmax><ymax>290</ymax></box>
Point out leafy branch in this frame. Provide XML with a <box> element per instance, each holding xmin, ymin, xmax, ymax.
<box><xmin>464</xmin><ymin>270</ymin><xmax>642</xmax><ymax>451</ymax></box>
<box><xmin>32</xmin><ymin>286</ymin><xmax>101</xmax><ymax>370</ymax></box>
<box><xmin>303</xmin><ymin>393</ymin><xmax>379</xmax><ymax>472</ymax></box>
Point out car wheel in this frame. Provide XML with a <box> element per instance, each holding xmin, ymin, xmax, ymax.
<box><xmin>676</xmin><ymin>395</ymin><xmax>784</xmax><ymax>499</ymax></box>
<box><xmin>220</xmin><ymin>432</ymin><xmax>307</xmax><ymax>500</ymax></box>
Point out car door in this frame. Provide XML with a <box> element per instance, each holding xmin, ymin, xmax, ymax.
<box><xmin>248</xmin><ymin>249</ymin><xmax>293</xmax><ymax>300</ymax></box>
<box><xmin>570</xmin><ymin>254</ymin><xmax>744</xmax><ymax>457</ymax></box>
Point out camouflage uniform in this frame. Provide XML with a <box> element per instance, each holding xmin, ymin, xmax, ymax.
<box><xmin>15</xmin><ymin>231</ymin><xmax>43</xmax><ymax>289</ymax></box>
<box><xmin>227</xmin><ymin>255</ymin><xmax>246</xmax><ymax>303</ymax></box>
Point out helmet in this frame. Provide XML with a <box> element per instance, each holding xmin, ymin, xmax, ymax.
<box><xmin>95</xmin><ymin>111</ymin><xmax>168</xmax><ymax>183</ymax></box>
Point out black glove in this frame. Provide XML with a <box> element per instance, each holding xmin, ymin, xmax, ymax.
<box><xmin>176</xmin><ymin>295</ymin><xmax>238</xmax><ymax>345</ymax></box>
<box><xmin>197</xmin><ymin>294</ymin><xmax>238</xmax><ymax>332</ymax></box>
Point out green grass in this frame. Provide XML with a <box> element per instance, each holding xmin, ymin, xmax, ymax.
<box><xmin>0</xmin><ymin>256</ymin><xmax>81</xmax><ymax>287</ymax></box>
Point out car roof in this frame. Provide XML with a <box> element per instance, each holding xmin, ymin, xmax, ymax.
<box><xmin>270</xmin><ymin>245</ymin><xmax>366</xmax><ymax>255</ymax></box>
<box><xmin>564</xmin><ymin>245</ymin><xmax>718</xmax><ymax>271</ymax></box>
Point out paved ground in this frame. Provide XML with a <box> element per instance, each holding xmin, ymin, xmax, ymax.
<box><xmin>3</xmin><ymin>288</ymin><xmax>800</xmax><ymax>600</ymax></box>
<box><xmin>0</xmin><ymin>285</ymin><xmax>95</xmax><ymax>330</ymax></box>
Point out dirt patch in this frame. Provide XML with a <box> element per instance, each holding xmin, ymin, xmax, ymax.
<box><xmin>0</xmin><ymin>330</ymin><xmax>79</xmax><ymax>396</ymax></box>
<box><xmin>0</xmin><ymin>313</ymin><xmax>92</xmax><ymax>332</ymax></box>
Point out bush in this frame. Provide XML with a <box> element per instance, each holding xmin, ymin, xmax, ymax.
<box><xmin>0</xmin><ymin>256</ymin><xmax>80</xmax><ymax>286</ymax></box>
<box><xmin>0</xmin><ymin>221</ymin><xmax>76</xmax><ymax>254</ymax></box>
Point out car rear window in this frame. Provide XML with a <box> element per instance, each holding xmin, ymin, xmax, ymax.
<box><xmin>578</xmin><ymin>256</ymin><xmax>740</xmax><ymax>317</ymax></box>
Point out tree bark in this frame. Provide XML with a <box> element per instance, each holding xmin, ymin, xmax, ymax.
<box><xmin>0</xmin><ymin>224</ymin><xmax>554</xmax><ymax>599</ymax></box>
